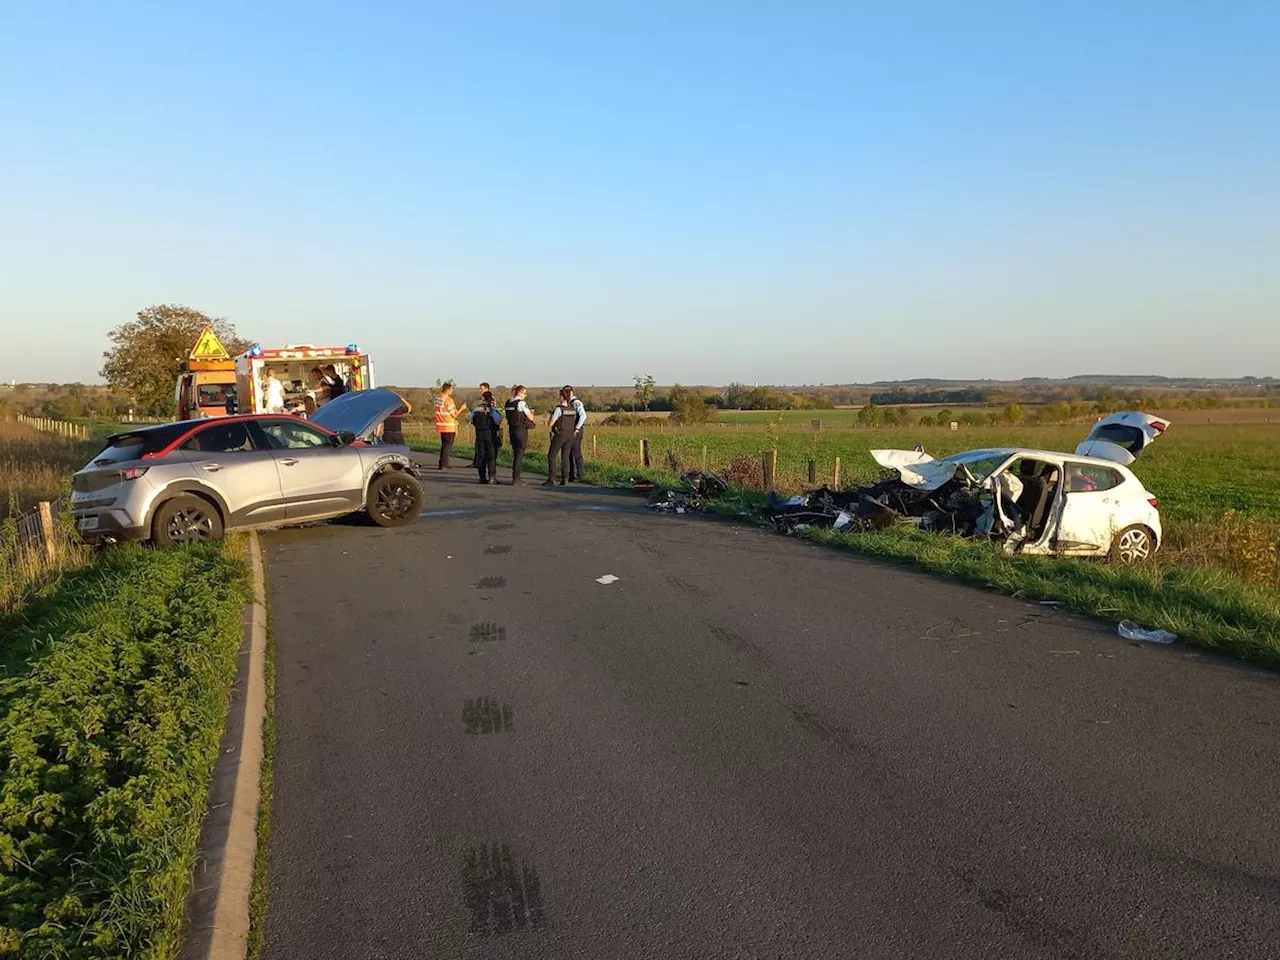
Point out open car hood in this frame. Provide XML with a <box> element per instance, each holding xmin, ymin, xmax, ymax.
<box><xmin>1075</xmin><ymin>411</ymin><xmax>1171</xmax><ymax>465</ymax></box>
<box><xmin>870</xmin><ymin>449</ymin><xmax>964</xmax><ymax>492</ymax></box>
<box><xmin>309</xmin><ymin>388</ymin><xmax>403</xmax><ymax>440</ymax></box>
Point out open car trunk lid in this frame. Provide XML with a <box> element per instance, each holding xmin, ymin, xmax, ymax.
<box><xmin>309</xmin><ymin>388</ymin><xmax>403</xmax><ymax>440</ymax></box>
<box><xmin>1075</xmin><ymin>412</ymin><xmax>1171</xmax><ymax>465</ymax></box>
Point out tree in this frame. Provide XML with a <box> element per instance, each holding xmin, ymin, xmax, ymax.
<box><xmin>668</xmin><ymin>384</ymin><xmax>718</xmax><ymax>425</ymax></box>
<box><xmin>101</xmin><ymin>304</ymin><xmax>252</xmax><ymax>414</ymax></box>
<box><xmin>633</xmin><ymin>374</ymin><xmax>656</xmax><ymax>414</ymax></box>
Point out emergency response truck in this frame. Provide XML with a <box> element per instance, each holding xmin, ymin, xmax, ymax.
<box><xmin>174</xmin><ymin>328</ymin><xmax>238</xmax><ymax>420</ymax></box>
<box><xmin>233</xmin><ymin>344</ymin><xmax>374</xmax><ymax>415</ymax></box>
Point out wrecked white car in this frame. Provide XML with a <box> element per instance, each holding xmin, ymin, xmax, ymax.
<box><xmin>770</xmin><ymin>413</ymin><xmax>1168</xmax><ymax>563</ymax></box>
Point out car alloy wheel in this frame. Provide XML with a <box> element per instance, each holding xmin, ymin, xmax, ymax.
<box><xmin>1115</xmin><ymin>527</ymin><xmax>1152</xmax><ymax>564</ymax></box>
<box><xmin>374</xmin><ymin>477</ymin><xmax>418</xmax><ymax>522</ymax></box>
<box><xmin>166</xmin><ymin>506</ymin><xmax>216</xmax><ymax>543</ymax></box>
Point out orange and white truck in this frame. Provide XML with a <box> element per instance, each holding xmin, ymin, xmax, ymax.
<box><xmin>232</xmin><ymin>343</ymin><xmax>375</xmax><ymax>415</ymax></box>
<box><xmin>174</xmin><ymin>328</ymin><xmax>239</xmax><ymax>420</ymax></box>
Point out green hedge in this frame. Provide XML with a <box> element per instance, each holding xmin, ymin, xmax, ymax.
<box><xmin>0</xmin><ymin>543</ymin><xmax>250</xmax><ymax>957</ymax></box>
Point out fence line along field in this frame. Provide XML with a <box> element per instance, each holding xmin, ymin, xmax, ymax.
<box><xmin>1</xmin><ymin>417</ymin><xmax>98</xmax><ymax>611</ymax></box>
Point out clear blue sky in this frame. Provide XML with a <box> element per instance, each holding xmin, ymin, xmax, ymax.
<box><xmin>2</xmin><ymin>1</ymin><xmax>1277</xmax><ymax>386</ymax></box>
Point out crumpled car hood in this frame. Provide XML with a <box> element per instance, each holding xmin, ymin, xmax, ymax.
<box><xmin>870</xmin><ymin>449</ymin><xmax>964</xmax><ymax>492</ymax></box>
<box><xmin>309</xmin><ymin>388</ymin><xmax>403</xmax><ymax>439</ymax></box>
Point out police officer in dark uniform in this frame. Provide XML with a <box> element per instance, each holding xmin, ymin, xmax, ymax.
<box><xmin>504</xmin><ymin>385</ymin><xmax>536</xmax><ymax>485</ymax></box>
<box><xmin>544</xmin><ymin>386</ymin><xmax>579</xmax><ymax>486</ymax></box>
<box><xmin>471</xmin><ymin>391</ymin><xmax>502</xmax><ymax>484</ymax></box>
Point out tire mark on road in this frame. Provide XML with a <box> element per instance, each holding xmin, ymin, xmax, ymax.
<box><xmin>462</xmin><ymin>843</ymin><xmax>546</xmax><ymax>936</ymax></box>
<box><xmin>470</xmin><ymin>622</ymin><xmax>508</xmax><ymax>643</ymax></box>
<box><xmin>790</xmin><ymin>704</ymin><xmax>868</xmax><ymax>756</ymax></box>
<box><xmin>665</xmin><ymin>575</ymin><xmax>711</xmax><ymax>602</ymax></box>
<box><xmin>462</xmin><ymin>698</ymin><xmax>514</xmax><ymax>735</ymax></box>
<box><xmin>484</xmin><ymin>545</ymin><xmax>513</xmax><ymax>555</ymax></box>
<box><xmin>709</xmin><ymin>624</ymin><xmax>773</xmax><ymax>663</ymax></box>
<box><xmin>476</xmin><ymin>577</ymin><xmax>506</xmax><ymax>589</ymax></box>
<box><xmin>952</xmin><ymin>867</ymin><xmax>1098</xmax><ymax>959</ymax></box>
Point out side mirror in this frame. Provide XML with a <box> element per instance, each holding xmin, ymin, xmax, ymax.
<box><xmin>333</xmin><ymin>431</ymin><xmax>356</xmax><ymax>447</ymax></box>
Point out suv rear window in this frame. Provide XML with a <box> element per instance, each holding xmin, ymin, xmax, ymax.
<box><xmin>91</xmin><ymin>423</ymin><xmax>193</xmax><ymax>464</ymax></box>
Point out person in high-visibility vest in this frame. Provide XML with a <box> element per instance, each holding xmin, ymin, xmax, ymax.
<box><xmin>433</xmin><ymin>382</ymin><xmax>468</xmax><ymax>470</ymax></box>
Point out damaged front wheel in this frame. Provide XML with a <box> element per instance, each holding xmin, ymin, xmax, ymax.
<box><xmin>1111</xmin><ymin>525</ymin><xmax>1154</xmax><ymax>564</ymax></box>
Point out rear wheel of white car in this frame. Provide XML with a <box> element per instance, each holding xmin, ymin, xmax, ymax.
<box><xmin>152</xmin><ymin>494</ymin><xmax>224</xmax><ymax>547</ymax></box>
<box><xmin>1111</xmin><ymin>525</ymin><xmax>1154</xmax><ymax>564</ymax></box>
<box><xmin>366</xmin><ymin>472</ymin><xmax>423</xmax><ymax>527</ymax></box>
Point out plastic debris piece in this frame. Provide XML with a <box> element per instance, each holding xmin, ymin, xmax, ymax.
<box><xmin>833</xmin><ymin>510</ymin><xmax>854</xmax><ymax>531</ymax></box>
<box><xmin>1117</xmin><ymin>620</ymin><xmax>1176</xmax><ymax>645</ymax></box>
<box><xmin>596</xmin><ymin>574</ymin><xmax>620</xmax><ymax>585</ymax></box>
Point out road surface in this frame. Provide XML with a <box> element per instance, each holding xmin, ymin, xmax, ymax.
<box><xmin>262</xmin><ymin>466</ymin><xmax>1280</xmax><ymax>959</ymax></box>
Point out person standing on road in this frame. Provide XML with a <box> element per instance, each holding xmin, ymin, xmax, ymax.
<box><xmin>380</xmin><ymin>397</ymin><xmax>411</xmax><ymax>445</ymax></box>
<box><xmin>468</xmin><ymin>381</ymin><xmax>491</xmax><ymax>468</ymax></box>
<box><xmin>544</xmin><ymin>386</ymin><xmax>581</xmax><ymax>486</ymax></box>
<box><xmin>471</xmin><ymin>390</ymin><xmax>503</xmax><ymax>484</ymax></box>
<box><xmin>567</xmin><ymin>387</ymin><xmax>588</xmax><ymax>482</ymax></box>
<box><xmin>264</xmin><ymin>367</ymin><xmax>286</xmax><ymax>414</ymax></box>
<box><xmin>433</xmin><ymin>382</ymin><xmax>468</xmax><ymax>470</ymax></box>
<box><xmin>504</xmin><ymin>385</ymin><xmax>537</xmax><ymax>485</ymax></box>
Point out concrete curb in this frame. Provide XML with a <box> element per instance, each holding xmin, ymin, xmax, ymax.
<box><xmin>181</xmin><ymin>531</ymin><xmax>268</xmax><ymax>960</ymax></box>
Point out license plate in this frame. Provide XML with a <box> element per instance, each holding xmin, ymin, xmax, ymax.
<box><xmin>78</xmin><ymin>516</ymin><xmax>100</xmax><ymax>532</ymax></box>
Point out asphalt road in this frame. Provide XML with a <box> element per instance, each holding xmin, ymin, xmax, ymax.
<box><xmin>262</xmin><ymin>465</ymin><xmax>1280</xmax><ymax>960</ymax></box>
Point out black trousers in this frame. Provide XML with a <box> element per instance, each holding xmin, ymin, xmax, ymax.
<box><xmin>547</xmin><ymin>430</ymin><xmax>575</xmax><ymax>483</ymax></box>
<box><xmin>510</xmin><ymin>430</ymin><xmax>528</xmax><ymax>484</ymax></box>
<box><xmin>438</xmin><ymin>432</ymin><xmax>456</xmax><ymax>469</ymax></box>
<box><xmin>475</xmin><ymin>429</ymin><xmax>497</xmax><ymax>482</ymax></box>
<box><xmin>570</xmin><ymin>430</ymin><xmax>585</xmax><ymax>480</ymax></box>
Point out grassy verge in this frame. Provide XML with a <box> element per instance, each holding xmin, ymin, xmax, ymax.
<box><xmin>0</xmin><ymin>542</ymin><xmax>251</xmax><ymax>957</ymax></box>
<box><xmin>246</xmin><ymin>581</ymin><xmax>277</xmax><ymax>960</ymax></box>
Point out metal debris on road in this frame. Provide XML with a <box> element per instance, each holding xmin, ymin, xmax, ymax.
<box><xmin>595</xmin><ymin>574</ymin><xmax>620</xmax><ymax>585</ymax></box>
<box><xmin>648</xmin><ymin>471</ymin><xmax>729</xmax><ymax>514</ymax></box>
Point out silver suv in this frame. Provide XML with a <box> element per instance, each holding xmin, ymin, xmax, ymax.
<box><xmin>71</xmin><ymin>389</ymin><xmax>423</xmax><ymax>546</ymax></box>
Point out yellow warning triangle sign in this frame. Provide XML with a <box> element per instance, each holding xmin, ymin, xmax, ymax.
<box><xmin>189</xmin><ymin>327</ymin><xmax>230</xmax><ymax>360</ymax></box>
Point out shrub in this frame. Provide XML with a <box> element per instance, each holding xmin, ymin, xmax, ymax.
<box><xmin>723</xmin><ymin>454</ymin><xmax>765</xmax><ymax>490</ymax></box>
<box><xmin>0</xmin><ymin>543</ymin><xmax>250</xmax><ymax>957</ymax></box>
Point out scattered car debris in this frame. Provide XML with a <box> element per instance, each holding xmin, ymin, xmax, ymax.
<box><xmin>648</xmin><ymin>471</ymin><xmax>729</xmax><ymax>514</ymax></box>
<box><xmin>1117</xmin><ymin>620</ymin><xmax>1177</xmax><ymax>645</ymax></box>
<box><xmin>595</xmin><ymin>574</ymin><xmax>620</xmax><ymax>585</ymax></box>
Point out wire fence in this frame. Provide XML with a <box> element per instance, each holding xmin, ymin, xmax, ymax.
<box><xmin>15</xmin><ymin>414</ymin><xmax>92</xmax><ymax>441</ymax></box>
<box><xmin>1</xmin><ymin>499</ymin><xmax>86</xmax><ymax>613</ymax></box>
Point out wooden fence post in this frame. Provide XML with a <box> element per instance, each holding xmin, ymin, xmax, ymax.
<box><xmin>37</xmin><ymin>501</ymin><xmax>57</xmax><ymax>563</ymax></box>
<box><xmin>833</xmin><ymin>456</ymin><xmax>841</xmax><ymax>488</ymax></box>
<box><xmin>808</xmin><ymin>459</ymin><xmax>817</xmax><ymax>485</ymax></box>
<box><xmin>762</xmin><ymin>452</ymin><xmax>775</xmax><ymax>488</ymax></box>
<box><xmin>702</xmin><ymin>444</ymin><xmax>708</xmax><ymax>470</ymax></box>
<box><xmin>592</xmin><ymin>434</ymin><xmax>597</xmax><ymax>458</ymax></box>
<box><xmin>641</xmin><ymin>438</ymin><xmax>651</xmax><ymax>468</ymax></box>
<box><xmin>770</xmin><ymin>448</ymin><xmax>778</xmax><ymax>485</ymax></box>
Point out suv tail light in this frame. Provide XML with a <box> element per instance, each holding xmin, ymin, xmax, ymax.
<box><xmin>119</xmin><ymin>466</ymin><xmax>150</xmax><ymax>481</ymax></box>
<box><xmin>1148</xmin><ymin>496</ymin><xmax>1159</xmax><ymax>508</ymax></box>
